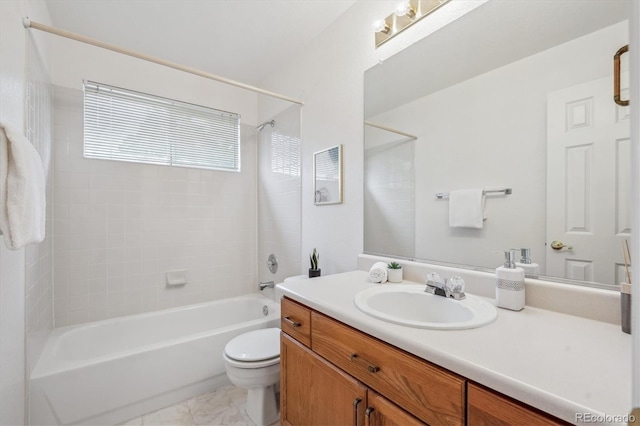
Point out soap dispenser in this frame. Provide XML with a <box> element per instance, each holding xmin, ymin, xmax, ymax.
<box><xmin>515</xmin><ymin>248</ymin><xmax>539</xmax><ymax>278</ymax></box>
<box><xmin>496</xmin><ymin>249</ymin><xmax>525</xmax><ymax>311</ymax></box>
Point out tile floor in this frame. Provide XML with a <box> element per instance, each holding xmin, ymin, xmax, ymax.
<box><xmin>119</xmin><ymin>385</ymin><xmax>279</xmax><ymax>426</ymax></box>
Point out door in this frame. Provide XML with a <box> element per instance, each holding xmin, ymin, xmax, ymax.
<box><xmin>280</xmin><ymin>333</ymin><xmax>367</xmax><ymax>426</ymax></box>
<box><xmin>546</xmin><ymin>76</ymin><xmax>631</xmax><ymax>285</ymax></box>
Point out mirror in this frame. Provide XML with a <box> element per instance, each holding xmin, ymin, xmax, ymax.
<box><xmin>314</xmin><ymin>144</ymin><xmax>343</xmax><ymax>205</ymax></box>
<box><xmin>364</xmin><ymin>0</ymin><xmax>631</xmax><ymax>289</ymax></box>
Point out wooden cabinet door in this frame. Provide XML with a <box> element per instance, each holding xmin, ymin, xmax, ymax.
<box><xmin>281</xmin><ymin>333</ymin><xmax>367</xmax><ymax>426</ymax></box>
<box><xmin>365</xmin><ymin>390</ymin><xmax>425</xmax><ymax>426</ymax></box>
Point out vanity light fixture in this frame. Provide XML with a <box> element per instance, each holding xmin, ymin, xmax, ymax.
<box><xmin>374</xmin><ymin>0</ymin><xmax>451</xmax><ymax>48</ymax></box>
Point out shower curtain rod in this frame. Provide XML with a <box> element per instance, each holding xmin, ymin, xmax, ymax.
<box><xmin>364</xmin><ymin>121</ymin><xmax>417</xmax><ymax>140</ymax></box>
<box><xmin>22</xmin><ymin>18</ymin><xmax>304</xmax><ymax>106</ymax></box>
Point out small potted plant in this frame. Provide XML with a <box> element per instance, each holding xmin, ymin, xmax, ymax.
<box><xmin>387</xmin><ymin>261</ymin><xmax>403</xmax><ymax>283</ymax></box>
<box><xmin>309</xmin><ymin>248</ymin><xmax>321</xmax><ymax>278</ymax></box>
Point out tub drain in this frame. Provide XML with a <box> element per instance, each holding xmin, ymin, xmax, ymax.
<box><xmin>263</xmin><ymin>305</ymin><xmax>269</xmax><ymax>316</ymax></box>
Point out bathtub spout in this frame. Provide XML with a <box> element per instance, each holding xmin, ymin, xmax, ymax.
<box><xmin>259</xmin><ymin>281</ymin><xmax>275</xmax><ymax>291</ymax></box>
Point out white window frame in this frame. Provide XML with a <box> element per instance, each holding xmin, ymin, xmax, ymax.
<box><xmin>83</xmin><ymin>80</ymin><xmax>241</xmax><ymax>172</ymax></box>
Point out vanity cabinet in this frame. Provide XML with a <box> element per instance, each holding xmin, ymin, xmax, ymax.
<box><xmin>280</xmin><ymin>297</ymin><xmax>454</xmax><ymax>425</ymax></box>
<box><xmin>280</xmin><ymin>297</ymin><xmax>567</xmax><ymax>426</ymax></box>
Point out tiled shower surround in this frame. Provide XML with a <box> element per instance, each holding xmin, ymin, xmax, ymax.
<box><xmin>53</xmin><ymin>87</ymin><xmax>258</xmax><ymax>326</ymax></box>
<box><xmin>25</xmin><ymin>34</ymin><xmax>54</xmax><ymax>376</ymax></box>
<box><xmin>258</xmin><ymin>105</ymin><xmax>301</xmax><ymax>285</ymax></box>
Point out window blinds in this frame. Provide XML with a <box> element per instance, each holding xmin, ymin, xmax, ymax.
<box><xmin>83</xmin><ymin>80</ymin><xmax>241</xmax><ymax>171</ymax></box>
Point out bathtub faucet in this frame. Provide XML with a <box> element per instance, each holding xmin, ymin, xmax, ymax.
<box><xmin>259</xmin><ymin>281</ymin><xmax>275</xmax><ymax>291</ymax></box>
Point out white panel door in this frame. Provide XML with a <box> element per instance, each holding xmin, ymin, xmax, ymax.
<box><xmin>546</xmin><ymin>76</ymin><xmax>630</xmax><ymax>286</ymax></box>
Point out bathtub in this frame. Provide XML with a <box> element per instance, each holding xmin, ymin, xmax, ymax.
<box><xmin>30</xmin><ymin>294</ymin><xmax>280</xmax><ymax>425</ymax></box>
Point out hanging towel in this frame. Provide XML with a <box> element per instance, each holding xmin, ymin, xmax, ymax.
<box><xmin>369</xmin><ymin>262</ymin><xmax>388</xmax><ymax>283</ymax></box>
<box><xmin>448</xmin><ymin>189</ymin><xmax>485</xmax><ymax>229</ymax></box>
<box><xmin>0</xmin><ymin>124</ymin><xmax>46</xmax><ymax>249</ymax></box>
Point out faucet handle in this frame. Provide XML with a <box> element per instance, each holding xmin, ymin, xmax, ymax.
<box><xmin>446</xmin><ymin>276</ymin><xmax>466</xmax><ymax>300</ymax></box>
<box><xmin>426</xmin><ymin>272</ymin><xmax>445</xmax><ymax>287</ymax></box>
<box><xmin>425</xmin><ymin>272</ymin><xmax>450</xmax><ymax>297</ymax></box>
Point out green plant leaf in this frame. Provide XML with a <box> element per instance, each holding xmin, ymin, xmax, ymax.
<box><xmin>388</xmin><ymin>262</ymin><xmax>401</xmax><ymax>269</ymax></box>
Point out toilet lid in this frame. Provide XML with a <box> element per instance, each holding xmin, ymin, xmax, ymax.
<box><xmin>224</xmin><ymin>328</ymin><xmax>280</xmax><ymax>362</ymax></box>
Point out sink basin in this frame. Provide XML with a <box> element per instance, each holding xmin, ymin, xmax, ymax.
<box><xmin>354</xmin><ymin>284</ymin><xmax>497</xmax><ymax>330</ymax></box>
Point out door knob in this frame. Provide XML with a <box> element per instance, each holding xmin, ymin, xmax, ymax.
<box><xmin>550</xmin><ymin>240</ymin><xmax>573</xmax><ymax>251</ymax></box>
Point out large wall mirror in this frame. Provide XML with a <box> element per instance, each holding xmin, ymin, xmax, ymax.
<box><xmin>364</xmin><ymin>0</ymin><xmax>631</xmax><ymax>289</ymax></box>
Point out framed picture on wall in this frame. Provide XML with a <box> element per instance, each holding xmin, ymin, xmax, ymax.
<box><xmin>313</xmin><ymin>144</ymin><xmax>343</xmax><ymax>205</ymax></box>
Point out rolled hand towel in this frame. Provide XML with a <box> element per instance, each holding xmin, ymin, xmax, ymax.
<box><xmin>369</xmin><ymin>262</ymin><xmax>388</xmax><ymax>283</ymax></box>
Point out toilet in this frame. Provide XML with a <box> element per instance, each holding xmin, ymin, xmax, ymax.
<box><xmin>223</xmin><ymin>327</ymin><xmax>281</xmax><ymax>426</ymax></box>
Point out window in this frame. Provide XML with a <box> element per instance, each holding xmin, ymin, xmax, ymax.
<box><xmin>83</xmin><ymin>80</ymin><xmax>241</xmax><ymax>171</ymax></box>
<box><xmin>270</xmin><ymin>131</ymin><xmax>300</xmax><ymax>177</ymax></box>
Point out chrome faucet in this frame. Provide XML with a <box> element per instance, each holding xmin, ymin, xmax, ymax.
<box><xmin>425</xmin><ymin>273</ymin><xmax>466</xmax><ymax>300</ymax></box>
<box><xmin>259</xmin><ymin>281</ymin><xmax>275</xmax><ymax>291</ymax></box>
<box><xmin>425</xmin><ymin>279</ymin><xmax>451</xmax><ymax>298</ymax></box>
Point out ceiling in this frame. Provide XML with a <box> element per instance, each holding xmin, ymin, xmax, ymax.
<box><xmin>44</xmin><ymin>0</ymin><xmax>357</xmax><ymax>86</ymax></box>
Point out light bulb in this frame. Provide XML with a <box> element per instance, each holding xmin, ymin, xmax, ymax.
<box><xmin>373</xmin><ymin>19</ymin><xmax>390</xmax><ymax>34</ymax></box>
<box><xmin>394</xmin><ymin>1</ymin><xmax>416</xmax><ymax>19</ymax></box>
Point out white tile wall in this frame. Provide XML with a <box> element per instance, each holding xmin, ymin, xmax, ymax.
<box><xmin>53</xmin><ymin>87</ymin><xmax>257</xmax><ymax>327</ymax></box>
<box><xmin>258</xmin><ymin>106</ymin><xmax>302</xmax><ymax>285</ymax></box>
<box><xmin>364</xmin><ymin>134</ymin><xmax>415</xmax><ymax>258</ymax></box>
<box><xmin>1</xmin><ymin>2</ymin><xmax>53</xmax><ymax>423</ymax></box>
<box><xmin>25</xmin><ymin>33</ymin><xmax>54</xmax><ymax>377</ymax></box>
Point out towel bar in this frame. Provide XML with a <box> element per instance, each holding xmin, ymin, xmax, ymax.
<box><xmin>435</xmin><ymin>188</ymin><xmax>512</xmax><ymax>200</ymax></box>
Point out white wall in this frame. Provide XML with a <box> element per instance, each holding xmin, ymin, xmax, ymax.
<box><xmin>0</xmin><ymin>1</ymin><xmax>52</xmax><ymax>424</ymax></box>
<box><xmin>51</xmin><ymin>37</ymin><xmax>258</xmax><ymax>126</ymax></box>
<box><xmin>259</xmin><ymin>0</ymin><xmax>486</xmax><ymax>275</ymax></box>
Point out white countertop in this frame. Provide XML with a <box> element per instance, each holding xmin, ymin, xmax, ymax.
<box><xmin>276</xmin><ymin>271</ymin><xmax>632</xmax><ymax>425</ymax></box>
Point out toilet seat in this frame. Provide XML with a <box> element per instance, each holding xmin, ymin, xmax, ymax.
<box><xmin>224</xmin><ymin>327</ymin><xmax>280</xmax><ymax>364</ymax></box>
<box><xmin>223</xmin><ymin>352</ymin><xmax>280</xmax><ymax>369</ymax></box>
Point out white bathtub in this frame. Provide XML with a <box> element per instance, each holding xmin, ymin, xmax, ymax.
<box><xmin>30</xmin><ymin>294</ymin><xmax>280</xmax><ymax>425</ymax></box>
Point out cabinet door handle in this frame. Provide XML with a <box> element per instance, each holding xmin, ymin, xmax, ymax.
<box><xmin>365</xmin><ymin>406</ymin><xmax>375</xmax><ymax>417</ymax></box>
<box><xmin>353</xmin><ymin>397</ymin><xmax>362</xmax><ymax>426</ymax></box>
<box><xmin>350</xmin><ymin>353</ymin><xmax>380</xmax><ymax>373</ymax></box>
<box><xmin>283</xmin><ymin>316</ymin><xmax>301</xmax><ymax>327</ymax></box>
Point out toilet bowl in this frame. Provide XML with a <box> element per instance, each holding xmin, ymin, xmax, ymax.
<box><xmin>223</xmin><ymin>327</ymin><xmax>281</xmax><ymax>426</ymax></box>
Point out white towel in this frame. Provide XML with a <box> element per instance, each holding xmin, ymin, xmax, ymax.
<box><xmin>448</xmin><ymin>189</ymin><xmax>485</xmax><ymax>229</ymax></box>
<box><xmin>369</xmin><ymin>262</ymin><xmax>388</xmax><ymax>283</ymax></box>
<box><xmin>0</xmin><ymin>124</ymin><xmax>46</xmax><ymax>249</ymax></box>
